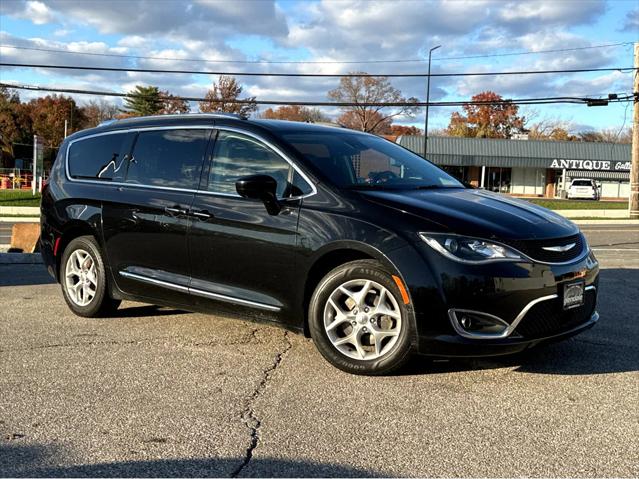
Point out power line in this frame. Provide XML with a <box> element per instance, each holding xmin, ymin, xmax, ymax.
<box><xmin>0</xmin><ymin>62</ymin><xmax>635</xmax><ymax>78</ymax></box>
<box><xmin>2</xmin><ymin>83</ymin><xmax>634</xmax><ymax>107</ymax></box>
<box><xmin>0</xmin><ymin>42</ymin><xmax>632</xmax><ymax>65</ymax></box>
<box><xmin>433</xmin><ymin>42</ymin><xmax>633</xmax><ymax>61</ymax></box>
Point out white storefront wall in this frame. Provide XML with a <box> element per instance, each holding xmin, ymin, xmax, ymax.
<box><xmin>600</xmin><ymin>181</ymin><xmax>630</xmax><ymax>199</ymax></box>
<box><xmin>510</xmin><ymin>167</ymin><xmax>546</xmax><ymax>196</ymax></box>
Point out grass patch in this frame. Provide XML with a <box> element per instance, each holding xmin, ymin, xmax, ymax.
<box><xmin>0</xmin><ymin>190</ymin><xmax>42</xmax><ymax>207</ymax></box>
<box><xmin>525</xmin><ymin>199</ymin><xmax>628</xmax><ymax>210</ymax></box>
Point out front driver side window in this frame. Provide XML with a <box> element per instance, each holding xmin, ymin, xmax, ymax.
<box><xmin>209</xmin><ymin>131</ymin><xmax>306</xmax><ymax>198</ymax></box>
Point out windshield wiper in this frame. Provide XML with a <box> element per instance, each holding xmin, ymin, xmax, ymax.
<box><xmin>414</xmin><ymin>184</ymin><xmax>455</xmax><ymax>190</ymax></box>
<box><xmin>348</xmin><ymin>184</ymin><xmax>397</xmax><ymax>190</ymax></box>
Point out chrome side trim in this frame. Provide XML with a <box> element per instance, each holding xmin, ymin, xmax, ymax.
<box><xmin>448</xmin><ymin>284</ymin><xmax>597</xmax><ymax>340</ymax></box>
<box><xmin>119</xmin><ymin>271</ymin><xmax>189</xmax><ymax>292</ymax></box>
<box><xmin>119</xmin><ymin>271</ymin><xmax>281</xmax><ymax>312</ymax></box>
<box><xmin>188</xmin><ymin>287</ymin><xmax>281</xmax><ymax>312</ymax></box>
<box><xmin>65</xmin><ymin>125</ymin><xmax>317</xmax><ymax>200</ymax></box>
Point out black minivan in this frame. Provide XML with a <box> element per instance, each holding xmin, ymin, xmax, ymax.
<box><xmin>41</xmin><ymin>114</ymin><xmax>599</xmax><ymax>375</ymax></box>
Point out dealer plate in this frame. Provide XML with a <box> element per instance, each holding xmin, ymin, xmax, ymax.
<box><xmin>563</xmin><ymin>281</ymin><xmax>585</xmax><ymax>310</ymax></box>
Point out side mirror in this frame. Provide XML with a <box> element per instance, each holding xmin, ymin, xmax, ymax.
<box><xmin>236</xmin><ymin>174</ymin><xmax>281</xmax><ymax>215</ymax></box>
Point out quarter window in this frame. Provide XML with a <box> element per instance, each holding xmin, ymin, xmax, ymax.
<box><xmin>68</xmin><ymin>133</ymin><xmax>126</xmax><ymax>180</ymax></box>
<box><xmin>126</xmin><ymin>129</ymin><xmax>210</xmax><ymax>189</ymax></box>
<box><xmin>209</xmin><ymin>131</ymin><xmax>307</xmax><ymax>197</ymax></box>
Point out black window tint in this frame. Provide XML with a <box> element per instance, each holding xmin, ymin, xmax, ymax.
<box><xmin>209</xmin><ymin>131</ymin><xmax>294</xmax><ymax>197</ymax></box>
<box><xmin>68</xmin><ymin>133</ymin><xmax>125</xmax><ymax>180</ymax></box>
<box><xmin>126</xmin><ymin>129</ymin><xmax>209</xmax><ymax>189</ymax></box>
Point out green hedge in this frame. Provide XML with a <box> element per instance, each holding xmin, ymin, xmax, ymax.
<box><xmin>0</xmin><ymin>190</ymin><xmax>42</xmax><ymax>207</ymax></box>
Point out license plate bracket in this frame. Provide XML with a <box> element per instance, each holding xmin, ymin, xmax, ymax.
<box><xmin>563</xmin><ymin>281</ymin><xmax>585</xmax><ymax>310</ymax></box>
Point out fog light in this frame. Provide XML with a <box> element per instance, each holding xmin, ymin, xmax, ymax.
<box><xmin>449</xmin><ymin>309</ymin><xmax>511</xmax><ymax>339</ymax></box>
<box><xmin>460</xmin><ymin>315</ymin><xmax>473</xmax><ymax>329</ymax></box>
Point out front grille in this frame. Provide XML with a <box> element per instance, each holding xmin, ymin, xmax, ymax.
<box><xmin>515</xmin><ymin>289</ymin><xmax>596</xmax><ymax>339</ymax></box>
<box><xmin>501</xmin><ymin>234</ymin><xmax>585</xmax><ymax>263</ymax></box>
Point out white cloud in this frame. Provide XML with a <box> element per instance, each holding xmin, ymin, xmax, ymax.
<box><xmin>22</xmin><ymin>1</ymin><xmax>54</xmax><ymax>24</ymax></box>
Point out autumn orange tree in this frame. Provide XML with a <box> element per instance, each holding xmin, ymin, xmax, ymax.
<box><xmin>199</xmin><ymin>76</ymin><xmax>257</xmax><ymax>118</ymax></box>
<box><xmin>389</xmin><ymin>124</ymin><xmax>423</xmax><ymax>136</ymax></box>
<box><xmin>0</xmin><ymin>87</ymin><xmax>32</xmax><ymax>162</ymax></box>
<box><xmin>328</xmin><ymin>73</ymin><xmax>419</xmax><ymax>134</ymax></box>
<box><xmin>29</xmin><ymin>94</ymin><xmax>85</xmax><ymax>148</ymax></box>
<box><xmin>261</xmin><ymin>105</ymin><xmax>327</xmax><ymax>123</ymax></box>
<box><xmin>446</xmin><ymin>91</ymin><xmax>525</xmax><ymax>139</ymax></box>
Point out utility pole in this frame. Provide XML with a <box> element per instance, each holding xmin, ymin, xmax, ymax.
<box><xmin>630</xmin><ymin>42</ymin><xmax>639</xmax><ymax>219</ymax></box>
<box><xmin>423</xmin><ymin>45</ymin><xmax>441</xmax><ymax>158</ymax></box>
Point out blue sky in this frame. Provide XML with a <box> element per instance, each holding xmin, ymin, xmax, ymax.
<box><xmin>0</xmin><ymin>0</ymin><xmax>637</xmax><ymax>132</ymax></box>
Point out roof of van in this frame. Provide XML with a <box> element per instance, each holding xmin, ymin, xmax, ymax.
<box><xmin>65</xmin><ymin>113</ymin><xmax>354</xmax><ymax>142</ymax></box>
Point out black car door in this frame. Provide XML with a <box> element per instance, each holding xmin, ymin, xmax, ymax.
<box><xmin>102</xmin><ymin>128</ymin><xmax>212</xmax><ymax>305</ymax></box>
<box><xmin>187</xmin><ymin>128</ymin><xmax>314</xmax><ymax>315</ymax></box>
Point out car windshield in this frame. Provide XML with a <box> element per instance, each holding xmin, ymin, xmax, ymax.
<box><xmin>281</xmin><ymin>131</ymin><xmax>464</xmax><ymax>190</ymax></box>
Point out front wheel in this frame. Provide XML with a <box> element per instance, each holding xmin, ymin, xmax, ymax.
<box><xmin>60</xmin><ymin>235</ymin><xmax>121</xmax><ymax>317</ymax></box>
<box><xmin>308</xmin><ymin>260</ymin><xmax>414</xmax><ymax>375</ymax></box>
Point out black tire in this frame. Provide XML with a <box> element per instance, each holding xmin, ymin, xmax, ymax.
<box><xmin>59</xmin><ymin>235</ymin><xmax>121</xmax><ymax>317</ymax></box>
<box><xmin>308</xmin><ymin>259</ymin><xmax>414</xmax><ymax>375</ymax></box>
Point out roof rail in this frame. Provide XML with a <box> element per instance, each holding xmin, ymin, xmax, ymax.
<box><xmin>97</xmin><ymin>119</ymin><xmax>118</xmax><ymax>127</ymax></box>
<box><xmin>98</xmin><ymin>112</ymin><xmax>245</xmax><ymax>127</ymax></box>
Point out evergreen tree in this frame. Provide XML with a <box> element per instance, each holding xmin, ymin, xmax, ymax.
<box><xmin>122</xmin><ymin>85</ymin><xmax>163</xmax><ymax>116</ymax></box>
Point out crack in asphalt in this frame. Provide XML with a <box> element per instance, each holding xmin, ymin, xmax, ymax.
<box><xmin>0</xmin><ymin>328</ymin><xmax>268</xmax><ymax>353</ymax></box>
<box><xmin>0</xmin><ymin>337</ymin><xmax>173</xmax><ymax>353</ymax></box>
<box><xmin>231</xmin><ymin>331</ymin><xmax>292</xmax><ymax>478</ymax></box>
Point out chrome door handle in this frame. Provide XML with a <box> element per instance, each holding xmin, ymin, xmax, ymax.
<box><xmin>165</xmin><ymin>206</ymin><xmax>187</xmax><ymax>216</ymax></box>
<box><xmin>191</xmin><ymin>210</ymin><xmax>212</xmax><ymax>220</ymax></box>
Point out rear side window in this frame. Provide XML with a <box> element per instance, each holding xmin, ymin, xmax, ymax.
<box><xmin>68</xmin><ymin>133</ymin><xmax>126</xmax><ymax>180</ymax></box>
<box><xmin>126</xmin><ymin>129</ymin><xmax>210</xmax><ymax>189</ymax></box>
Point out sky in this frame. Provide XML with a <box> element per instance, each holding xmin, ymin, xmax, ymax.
<box><xmin>0</xmin><ymin>0</ymin><xmax>637</xmax><ymax>132</ymax></box>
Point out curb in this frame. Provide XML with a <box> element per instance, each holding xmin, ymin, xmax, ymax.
<box><xmin>573</xmin><ymin>219</ymin><xmax>639</xmax><ymax>225</ymax></box>
<box><xmin>0</xmin><ymin>253</ymin><xmax>43</xmax><ymax>264</ymax></box>
<box><xmin>0</xmin><ymin>206</ymin><xmax>40</xmax><ymax>215</ymax></box>
<box><xmin>0</xmin><ymin>217</ymin><xmax>40</xmax><ymax>223</ymax></box>
<box><xmin>554</xmin><ymin>209</ymin><xmax>630</xmax><ymax>219</ymax></box>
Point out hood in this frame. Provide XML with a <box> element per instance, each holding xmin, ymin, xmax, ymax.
<box><xmin>359</xmin><ymin>188</ymin><xmax>579</xmax><ymax>240</ymax></box>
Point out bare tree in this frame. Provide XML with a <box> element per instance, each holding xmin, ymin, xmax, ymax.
<box><xmin>578</xmin><ymin>128</ymin><xmax>632</xmax><ymax>143</ymax></box>
<box><xmin>328</xmin><ymin>73</ymin><xmax>419</xmax><ymax>133</ymax></box>
<box><xmin>159</xmin><ymin>91</ymin><xmax>190</xmax><ymax>114</ymax></box>
<box><xmin>81</xmin><ymin>99</ymin><xmax>119</xmax><ymax>128</ymax></box>
<box><xmin>199</xmin><ymin>76</ymin><xmax>257</xmax><ymax>118</ymax></box>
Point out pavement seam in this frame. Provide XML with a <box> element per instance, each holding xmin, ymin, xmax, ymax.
<box><xmin>231</xmin><ymin>330</ymin><xmax>292</xmax><ymax>478</ymax></box>
<box><xmin>0</xmin><ymin>336</ymin><xmax>173</xmax><ymax>353</ymax></box>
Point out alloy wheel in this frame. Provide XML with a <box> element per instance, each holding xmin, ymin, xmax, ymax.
<box><xmin>323</xmin><ymin>279</ymin><xmax>402</xmax><ymax>360</ymax></box>
<box><xmin>65</xmin><ymin>249</ymin><xmax>98</xmax><ymax>307</ymax></box>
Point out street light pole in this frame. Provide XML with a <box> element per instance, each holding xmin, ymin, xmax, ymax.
<box><xmin>423</xmin><ymin>45</ymin><xmax>441</xmax><ymax>158</ymax></box>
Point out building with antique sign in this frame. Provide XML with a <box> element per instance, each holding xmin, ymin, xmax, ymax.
<box><xmin>397</xmin><ymin>136</ymin><xmax>631</xmax><ymax>199</ymax></box>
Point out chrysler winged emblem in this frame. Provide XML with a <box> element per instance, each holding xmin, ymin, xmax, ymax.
<box><xmin>542</xmin><ymin>243</ymin><xmax>576</xmax><ymax>252</ymax></box>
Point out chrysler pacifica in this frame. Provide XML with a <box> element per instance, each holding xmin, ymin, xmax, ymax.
<box><xmin>40</xmin><ymin>114</ymin><xmax>599</xmax><ymax>375</ymax></box>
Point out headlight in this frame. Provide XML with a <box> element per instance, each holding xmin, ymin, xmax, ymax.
<box><xmin>419</xmin><ymin>233</ymin><xmax>525</xmax><ymax>264</ymax></box>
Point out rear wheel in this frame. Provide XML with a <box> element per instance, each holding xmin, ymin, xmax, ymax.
<box><xmin>60</xmin><ymin>236</ymin><xmax>120</xmax><ymax>317</ymax></box>
<box><xmin>309</xmin><ymin>260</ymin><xmax>414</xmax><ymax>375</ymax></box>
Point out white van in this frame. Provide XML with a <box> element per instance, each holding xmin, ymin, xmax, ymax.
<box><xmin>567</xmin><ymin>178</ymin><xmax>599</xmax><ymax>200</ymax></box>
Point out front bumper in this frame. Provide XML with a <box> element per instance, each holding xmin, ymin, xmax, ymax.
<box><xmin>401</xmin><ymin>240</ymin><xmax>600</xmax><ymax>356</ymax></box>
<box><xmin>418</xmin><ymin>311</ymin><xmax>598</xmax><ymax>357</ymax></box>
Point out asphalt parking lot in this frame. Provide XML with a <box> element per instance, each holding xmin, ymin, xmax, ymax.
<box><xmin>0</xmin><ymin>225</ymin><xmax>637</xmax><ymax>477</ymax></box>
